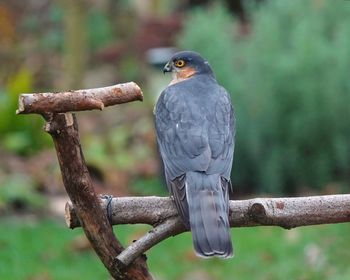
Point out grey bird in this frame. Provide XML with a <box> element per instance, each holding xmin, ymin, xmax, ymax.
<box><xmin>155</xmin><ymin>51</ymin><xmax>235</xmax><ymax>258</ymax></box>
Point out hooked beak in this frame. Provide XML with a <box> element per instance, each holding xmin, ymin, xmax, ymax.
<box><xmin>163</xmin><ymin>61</ymin><xmax>172</xmax><ymax>74</ymax></box>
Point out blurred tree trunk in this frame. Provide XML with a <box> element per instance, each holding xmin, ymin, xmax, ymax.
<box><xmin>60</xmin><ymin>0</ymin><xmax>88</xmax><ymax>89</ymax></box>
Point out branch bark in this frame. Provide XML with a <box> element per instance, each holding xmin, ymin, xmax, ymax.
<box><xmin>66</xmin><ymin>194</ymin><xmax>350</xmax><ymax>266</ymax></box>
<box><xmin>45</xmin><ymin>113</ymin><xmax>152</xmax><ymax>280</ymax></box>
<box><xmin>16</xmin><ymin>82</ymin><xmax>143</xmax><ymax>115</ymax></box>
<box><xmin>17</xmin><ymin>81</ymin><xmax>153</xmax><ymax>279</ymax></box>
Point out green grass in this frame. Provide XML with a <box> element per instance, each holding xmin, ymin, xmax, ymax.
<box><xmin>0</xmin><ymin>217</ymin><xmax>108</xmax><ymax>280</ymax></box>
<box><xmin>0</xmin><ymin>217</ymin><xmax>349</xmax><ymax>280</ymax></box>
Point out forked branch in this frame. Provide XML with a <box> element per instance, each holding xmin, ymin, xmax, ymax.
<box><xmin>17</xmin><ymin>82</ymin><xmax>152</xmax><ymax>280</ymax></box>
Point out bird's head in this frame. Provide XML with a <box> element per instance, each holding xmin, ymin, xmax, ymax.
<box><xmin>163</xmin><ymin>51</ymin><xmax>214</xmax><ymax>81</ymax></box>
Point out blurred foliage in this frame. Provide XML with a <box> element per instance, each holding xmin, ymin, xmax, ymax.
<box><xmin>0</xmin><ymin>68</ymin><xmax>51</xmax><ymax>155</ymax></box>
<box><xmin>0</xmin><ymin>2</ymin><xmax>116</xmax><ymax>156</ymax></box>
<box><xmin>83</xmin><ymin>115</ymin><xmax>153</xmax><ymax>170</ymax></box>
<box><xmin>0</xmin><ymin>174</ymin><xmax>46</xmax><ymax>212</ymax></box>
<box><xmin>79</xmin><ymin>107</ymin><xmax>160</xmax><ymax>196</ymax></box>
<box><xmin>178</xmin><ymin>0</ymin><xmax>350</xmax><ymax>194</ymax></box>
<box><xmin>21</xmin><ymin>3</ymin><xmax>64</xmax><ymax>52</ymax></box>
<box><xmin>0</xmin><ymin>218</ymin><xmax>108</xmax><ymax>280</ymax></box>
<box><xmin>132</xmin><ymin>177</ymin><xmax>166</xmax><ymax>196</ymax></box>
<box><xmin>87</xmin><ymin>9</ymin><xmax>114</xmax><ymax>51</ymax></box>
<box><xmin>0</xmin><ymin>1</ymin><xmax>161</xmax><ymax>203</ymax></box>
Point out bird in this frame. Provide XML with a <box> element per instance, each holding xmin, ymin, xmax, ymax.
<box><xmin>154</xmin><ymin>50</ymin><xmax>235</xmax><ymax>258</ymax></box>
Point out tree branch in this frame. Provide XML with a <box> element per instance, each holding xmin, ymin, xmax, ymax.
<box><xmin>16</xmin><ymin>82</ymin><xmax>143</xmax><ymax>114</ymax></box>
<box><xmin>46</xmin><ymin>113</ymin><xmax>152</xmax><ymax>279</ymax></box>
<box><xmin>17</xmin><ymin>81</ymin><xmax>153</xmax><ymax>279</ymax></box>
<box><xmin>117</xmin><ymin>217</ymin><xmax>185</xmax><ymax>267</ymax></box>
<box><xmin>65</xmin><ymin>196</ymin><xmax>179</xmax><ymax>228</ymax></box>
<box><xmin>66</xmin><ymin>194</ymin><xmax>350</xmax><ymax>266</ymax></box>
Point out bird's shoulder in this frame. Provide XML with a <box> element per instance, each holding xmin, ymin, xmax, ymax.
<box><xmin>158</xmin><ymin>75</ymin><xmax>225</xmax><ymax>108</ymax></box>
<box><xmin>155</xmin><ymin>75</ymin><xmax>233</xmax><ymax>128</ymax></box>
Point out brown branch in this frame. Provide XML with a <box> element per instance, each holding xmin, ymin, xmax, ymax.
<box><xmin>16</xmin><ymin>82</ymin><xmax>143</xmax><ymax>115</ymax></box>
<box><xmin>117</xmin><ymin>217</ymin><xmax>185</xmax><ymax>266</ymax></box>
<box><xmin>46</xmin><ymin>113</ymin><xmax>152</xmax><ymax>280</ymax></box>
<box><xmin>17</xmin><ymin>81</ymin><xmax>152</xmax><ymax>279</ymax></box>
<box><xmin>66</xmin><ymin>194</ymin><xmax>350</xmax><ymax>266</ymax></box>
<box><xmin>65</xmin><ymin>196</ymin><xmax>179</xmax><ymax>229</ymax></box>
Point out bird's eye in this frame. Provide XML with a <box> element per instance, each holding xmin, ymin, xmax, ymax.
<box><xmin>174</xmin><ymin>59</ymin><xmax>186</xmax><ymax>68</ymax></box>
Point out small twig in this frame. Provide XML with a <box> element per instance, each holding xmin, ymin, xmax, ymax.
<box><xmin>16</xmin><ymin>82</ymin><xmax>143</xmax><ymax>114</ymax></box>
<box><xmin>66</xmin><ymin>194</ymin><xmax>350</xmax><ymax>266</ymax></box>
<box><xmin>117</xmin><ymin>218</ymin><xmax>185</xmax><ymax>266</ymax></box>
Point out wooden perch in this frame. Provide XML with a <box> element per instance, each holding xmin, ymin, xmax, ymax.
<box><xmin>46</xmin><ymin>113</ymin><xmax>152</xmax><ymax>279</ymax></box>
<box><xmin>66</xmin><ymin>194</ymin><xmax>350</xmax><ymax>266</ymax></box>
<box><xmin>18</xmin><ymin>82</ymin><xmax>152</xmax><ymax>280</ymax></box>
<box><xmin>16</xmin><ymin>82</ymin><xmax>143</xmax><ymax>114</ymax></box>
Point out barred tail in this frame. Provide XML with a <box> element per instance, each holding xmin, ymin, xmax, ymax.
<box><xmin>186</xmin><ymin>171</ymin><xmax>233</xmax><ymax>258</ymax></box>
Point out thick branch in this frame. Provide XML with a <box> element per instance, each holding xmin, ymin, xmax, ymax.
<box><xmin>16</xmin><ymin>82</ymin><xmax>143</xmax><ymax>114</ymax></box>
<box><xmin>47</xmin><ymin>113</ymin><xmax>152</xmax><ymax>280</ymax></box>
<box><xmin>66</xmin><ymin>194</ymin><xmax>350</xmax><ymax>266</ymax></box>
<box><xmin>65</xmin><ymin>196</ymin><xmax>179</xmax><ymax>229</ymax></box>
<box><xmin>66</xmin><ymin>194</ymin><xmax>350</xmax><ymax>229</ymax></box>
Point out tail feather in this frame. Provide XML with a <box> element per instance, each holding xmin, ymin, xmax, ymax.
<box><xmin>186</xmin><ymin>171</ymin><xmax>233</xmax><ymax>258</ymax></box>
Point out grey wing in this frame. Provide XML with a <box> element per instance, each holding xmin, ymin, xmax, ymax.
<box><xmin>155</xmin><ymin>85</ymin><xmax>211</xmax><ymax>176</ymax></box>
<box><xmin>207</xmin><ymin>86</ymin><xmax>235</xmax><ymax>180</ymax></box>
<box><xmin>155</xmin><ymin>85</ymin><xmax>211</xmax><ymax>226</ymax></box>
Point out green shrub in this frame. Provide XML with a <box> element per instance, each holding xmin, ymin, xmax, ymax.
<box><xmin>178</xmin><ymin>1</ymin><xmax>350</xmax><ymax>194</ymax></box>
<box><xmin>0</xmin><ymin>68</ymin><xmax>51</xmax><ymax>155</ymax></box>
<box><xmin>0</xmin><ymin>174</ymin><xmax>46</xmax><ymax>212</ymax></box>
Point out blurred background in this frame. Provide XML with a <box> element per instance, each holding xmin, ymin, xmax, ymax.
<box><xmin>1</xmin><ymin>0</ymin><xmax>350</xmax><ymax>279</ymax></box>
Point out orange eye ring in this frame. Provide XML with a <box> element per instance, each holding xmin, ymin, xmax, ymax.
<box><xmin>174</xmin><ymin>59</ymin><xmax>186</xmax><ymax>68</ymax></box>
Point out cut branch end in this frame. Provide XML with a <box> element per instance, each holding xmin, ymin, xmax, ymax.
<box><xmin>16</xmin><ymin>82</ymin><xmax>143</xmax><ymax>115</ymax></box>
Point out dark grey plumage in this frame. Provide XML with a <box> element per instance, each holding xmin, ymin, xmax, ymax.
<box><xmin>155</xmin><ymin>51</ymin><xmax>235</xmax><ymax>258</ymax></box>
